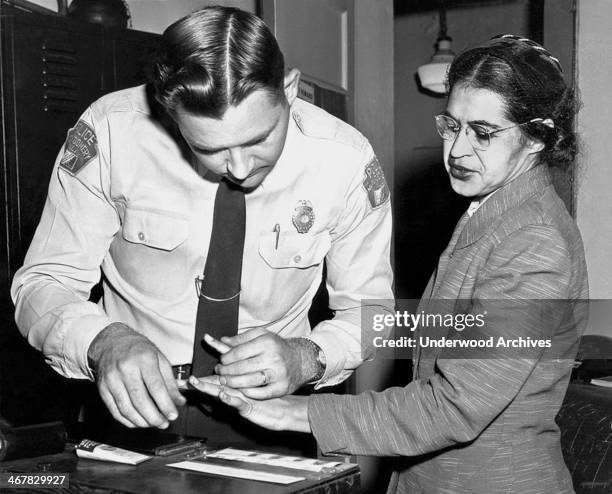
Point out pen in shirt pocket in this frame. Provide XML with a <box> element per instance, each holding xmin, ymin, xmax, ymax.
<box><xmin>273</xmin><ymin>223</ymin><xmax>280</xmax><ymax>250</ymax></box>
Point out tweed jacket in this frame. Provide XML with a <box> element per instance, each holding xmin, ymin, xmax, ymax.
<box><xmin>309</xmin><ymin>165</ymin><xmax>588</xmax><ymax>494</ymax></box>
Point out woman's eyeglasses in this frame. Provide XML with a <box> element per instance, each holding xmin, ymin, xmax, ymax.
<box><xmin>434</xmin><ymin>114</ymin><xmax>544</xmax><ymax>150</ymax></box>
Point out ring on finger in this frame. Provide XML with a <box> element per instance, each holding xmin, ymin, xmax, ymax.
<box><xmin>260</xmin><ymin>370</ymin><xmax>269</xmax><ymax>386</ymax></box>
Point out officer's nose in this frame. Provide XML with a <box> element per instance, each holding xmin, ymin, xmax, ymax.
<box><xmin>226</xmin><ymin>148</ymin><xmax>254</xmax><ymax>181</ymax></box>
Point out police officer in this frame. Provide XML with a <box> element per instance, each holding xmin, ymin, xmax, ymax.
<box><xmin>11</xmin><ymin>6</ymin><xmax>393</xmax><ymax>444</ymax></box>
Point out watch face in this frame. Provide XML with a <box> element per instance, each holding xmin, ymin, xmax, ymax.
<box><xmin>317</xmin><ymin>349</ymin><xmax>327</xmax><ymax>367</ymax></box>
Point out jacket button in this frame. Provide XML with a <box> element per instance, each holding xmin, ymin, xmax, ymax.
<box><xmin>138</xmin><ymin>232</ymin><xmax>145</xmax><ymax>241</ymax></box>
<box><xmin>293</xmin><ymin>255</ymin><xmax>302</xmax><ymax>263</ymax></box>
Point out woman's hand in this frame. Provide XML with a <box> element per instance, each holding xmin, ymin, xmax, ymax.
<box><xmin>188</xmin><ymin>375</ymin><xmax>312</xmax><ymax>433</ymax></box>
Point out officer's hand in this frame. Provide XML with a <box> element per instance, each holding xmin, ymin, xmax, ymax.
<box><xmin>204</xmin><ymin>330</ymin><xmax>313</xmax><ymax>399</ymax></box>
<box><xmin>87</xmin><ymin>322</ymin><xmax>186</xmax><ymax>429</ymax></box>
<box><xmin>187</xmin><ymin>375</ymin><xmax>311</xmax><ymax>433</ymax></box>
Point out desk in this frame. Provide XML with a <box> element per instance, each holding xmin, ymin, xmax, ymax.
<box><xmin>0</xmin><ymin>445</ymin><xmax>360</xmax><ymax>493</ymax></box>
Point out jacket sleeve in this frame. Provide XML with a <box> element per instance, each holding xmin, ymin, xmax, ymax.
<box><xmin>11</xmin><ymin>106</ymin><xmax>119</xmax><ymax>380</ymax></box>
<box><xmin>308</xmin><ymin>225</ymin><xmax>577</xmax><ymax>455</ymax></box>
<box><xmin>307</xmin><ymin>146</ymin><xmax>394</xmax><ymax>388</ymax></box>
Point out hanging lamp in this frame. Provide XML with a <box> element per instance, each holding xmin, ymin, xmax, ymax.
<box><xmin>417</xmin><ymin>0</ymin><xmax>454</xmax><ymax>94</ymax></box>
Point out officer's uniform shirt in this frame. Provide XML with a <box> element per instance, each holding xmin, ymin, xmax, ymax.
<box><xmin>11</xmin><ymin>85</ymin><xmax>394</xmax><ymax>387</ymax></box>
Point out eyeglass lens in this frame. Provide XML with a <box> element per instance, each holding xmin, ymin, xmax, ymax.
<box><xmin>435</xmin><ymin>115</ymin><xmax>490</xmax><ymax>150</ymax></box>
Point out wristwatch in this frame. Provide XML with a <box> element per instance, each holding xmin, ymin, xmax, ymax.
<box><xmin>300</xmin><ymin>337</ymin><xmax>327</xmax><ymax>383</ymax></box>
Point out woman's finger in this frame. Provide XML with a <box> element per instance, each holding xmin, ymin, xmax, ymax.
<box><xmin>203</xmin><ymin>334</ymin><xmax>231</xmax><ymax>354</ymax></box>
<box><xmin>220</xmin><ymin>327</ymin><xmax>267</xmax><ymax>347</ymax></box>
<box><xmin>218</xmin><ymin>389</ymin><xmax>253</xmax><ymax>416</ymax></box>
<box><xmin>188</xmin><ymin>375</ymin><xmax>222</xmax><ymax>398</ymax></box>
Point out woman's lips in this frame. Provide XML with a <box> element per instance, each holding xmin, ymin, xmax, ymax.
<box><xmin>449</xmin><ymin>163</ymin><xmax>476</xmax><ymax>180</ymax></box>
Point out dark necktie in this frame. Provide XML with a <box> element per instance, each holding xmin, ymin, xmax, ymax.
<box><xmin>191</xmin><ymin>179</ymin><xmax>246</xmax><ymax>377</ymax></box>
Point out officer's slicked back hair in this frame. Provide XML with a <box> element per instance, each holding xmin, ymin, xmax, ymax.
<box><xmin>152</xmin><ymin>6</ymin><xmax>285</xmax><ymax>118</ymax></box>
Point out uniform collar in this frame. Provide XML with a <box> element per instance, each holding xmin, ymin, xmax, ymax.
<box><xmin>456</xmin><ymin>165</ymin><xmax>553</xmax><ymax>249</ymax></box>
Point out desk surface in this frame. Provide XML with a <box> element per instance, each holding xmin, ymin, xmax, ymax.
<box><xmin>1</xmin><ymin>446</ymin><xmax>360</xmax><ymax>494</ymax></box>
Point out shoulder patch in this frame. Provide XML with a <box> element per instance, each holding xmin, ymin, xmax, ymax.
<box><xmin>363</xmin><ymin>158</ymin><xmax>390</xmax><ymax>209</ymax></box>
<box><xmin>59</xmin><ymin>120</ymin><xmax>98</xmax><ymax>175</ymax></box>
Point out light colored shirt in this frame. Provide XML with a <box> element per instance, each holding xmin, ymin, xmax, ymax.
<box><xmin>11</xmin><ymin>86</ymin><xmax>394</xmax><ymax>388</ymax></box>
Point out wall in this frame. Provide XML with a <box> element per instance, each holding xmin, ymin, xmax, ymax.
<box><xmin>575</xmin><ymin>0</ymin><xmax>612</xmax><ymax>336</ymax></box>
<box><xmin>271</xmin><ymin>0</ymin><xmax>348</xmax><ymax>91</ymax></box>
<box><xmin>349</xmin><ymin>0</ymin><xmax>394</xmax><ymax>190</ymax></box>
<box><xmin>349</xmin><ymin>3</ymin><xmax>395</xmax><ymax>490</ymax></box>
<box><xmin>543</xmin><ymin>0</ymin><xmax>574</xmax><ymax>87</ymax></box>
<box><xmin>126</xmin><ymin>0</ymin><xmax>256</xmax><ymax>33</ymax></box>
<box><xmin>394</xmin><ymin>0</ymin><xmax>531</xmax><ymax>299</ymax></box>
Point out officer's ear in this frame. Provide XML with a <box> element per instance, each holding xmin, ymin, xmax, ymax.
<box><xmin>283</xmin><ymin>68</ymin><xmax>301</xmax><ymax>106</ymax></box>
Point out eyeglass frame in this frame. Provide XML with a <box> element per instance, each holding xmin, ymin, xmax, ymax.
<box><xmin>434</xmin><ymin>114</ymin><xmax>545</xmax><ymax>150</ymax></box>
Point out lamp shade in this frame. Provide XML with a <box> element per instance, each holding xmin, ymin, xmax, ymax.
<box><xmin>418</xmin><ymin>38</ymin><xmax>454</xmax><ymax>94</ymax></box>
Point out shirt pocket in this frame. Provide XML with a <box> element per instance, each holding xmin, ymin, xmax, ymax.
<box><xmin>122</xmin><ymin>206</ymin><xmax>189</xmax><ymax>251</ymax></box>
<box><xmin>258</xmin><ymin>231</ymin><xmax>331</xmax><ymax>269</ymax></box>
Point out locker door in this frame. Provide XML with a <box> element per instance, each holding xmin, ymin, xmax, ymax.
<box><xmin>106</xmin><ymin>26</ymin><xmax>161</xmax><ymax>91</ymax></box>
<box><xmin>7</xmin><ymin>13</ymin><xmax>106</xmax><ymax>276</ymax></box>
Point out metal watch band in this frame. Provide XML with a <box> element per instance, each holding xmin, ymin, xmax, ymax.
<box><xmin>299</xmin><ymin>337</ymin><xmax>326</xmax><ymax>383</ymax></box>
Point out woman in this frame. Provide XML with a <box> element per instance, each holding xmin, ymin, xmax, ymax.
<box><xmin>191</xmin><ymin>35</ymin><xmax>588</xmax><ymax>494</ymax></box>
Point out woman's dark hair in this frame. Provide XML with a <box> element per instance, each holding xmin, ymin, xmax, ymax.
<box><xmin>447</xmin><ymin>35</ymin><xmax>577</xmax><ymax>169</ymax></box>
<box><xmin>152</xmin><ymin>6</ymin><xmax>285</xmax><ymax>118</ymax></box>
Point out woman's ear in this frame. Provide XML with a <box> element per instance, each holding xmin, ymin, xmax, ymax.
<box><xmin>527</xmin><ymin>138</ymin><xmax>546</xmax><ymax>154</ymax></box>
<box><xmin>527</xmin><ymin>119</ymin><xmax>555</xmax><ymax>153</ymax></box>
<box><xmin>283</xmin><ymin>68</ymin><xmax>301</xmax><ymax>106</ymax></box>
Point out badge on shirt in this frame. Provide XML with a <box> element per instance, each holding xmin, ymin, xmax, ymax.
<box><xmin>59</xmin><ymin>120</ymin><xmax>98</xmax><ymax>175</ymax></box>
<box><xmin>363</xmin><ymin>157</ymin><xmax>390</xmax><ymax>209</ymax></box>
<box><xmin>292</xmin><ymin>200</ymin><xmax>315</xmax><ymax>233</ymax></box>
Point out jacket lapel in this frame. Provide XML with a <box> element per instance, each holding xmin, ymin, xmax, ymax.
<box><xmin>415</xmin><ymin>166</ymin><xmax>553</xmax><ymax>375</ymax></box>
<box><xmin>456</xmin><ymin>165</ymin><xmax>553</xmax><ymax>250</ymax></box>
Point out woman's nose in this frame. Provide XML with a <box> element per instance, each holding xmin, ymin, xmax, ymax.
<box><xmin>449</xmin><ymin>127</ymin><xmax>473</xmax><ymax>157</ymax></box>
